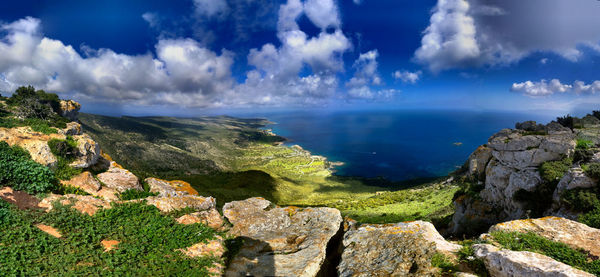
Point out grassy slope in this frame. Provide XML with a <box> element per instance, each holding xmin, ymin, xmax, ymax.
<box><xmin>79</xmin><ymin>113</ymin><xmax>457</xmax><ymax>224</ymax></box>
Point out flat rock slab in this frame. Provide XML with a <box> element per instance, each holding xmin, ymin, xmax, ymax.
<box><xmin>61</xmin><ymin>171</ymin><xmax>102</xmax><ymax>195</ymax></box>
<box><xmin>145</xmin><ymin>177</ymin><xmax>199</xmax><ymax>197</ymax></box>
<box><xmin>144</xmin><ymin>195</ymin><xmax>216</xmax><ymax>213</ymax></box>
<box><xmin>474</xmin><ymin>244</ymin><xmax>593</xmax><ymax>277</ymax></box>
<box><xmin>0</xmin><ymin>187</ymin><xmax>41</xmax><ymax>210</ymax></box>
<box><xmin>176</xmin><ymin>208</ymin><xmax>226</xmax><ymax>230</ymax></box>
<box><xmin>223</xmin><ymin>197</ymin><xmax>342</xmax><ymax>277</ymax></box>
<box><xmin>338</xmin><ymin>221</ymin><xmax>459</xmax><ymax>277</ymax></box>
<box><xmin>489</xmin><ymin>216</ymin><xmax>600</xmax><ymax>258</ymax></box>
<box><xmin>39</xmin><ymin>194</ymin><xmax>111</xmax><ymax>216</ymax></box>
<box><xmin>36</xmin><ymin>224</ymin><xmax>62</xmax><ymax>238</ymax></box>
<box><xmin>96</xmin><ymin>161</ymin><xmax>142</xmax><ymax>193</ymax></box>
<box><xmin>101</xmin><ymin>240</ymin><xmax>120</xmax><ymax>252</ymax></box>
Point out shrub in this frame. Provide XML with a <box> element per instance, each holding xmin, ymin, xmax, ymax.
<box><xmin>0</xmin><ymin>141</ymin><xmax>57</xmax><ymax>193</ymax></box>
<box><xmin>431</xmin><ymin>252</ymin><xmax>459</xmax><ymax>273</ymax></box>
<box><xmin>48</xmin><ymin>137</ymin><xmax>78</xmax><ymax>158</ymax></box>
<box><xmin>579</xmin><ymin>207</ymin><xmax>600</xmax><ymax>229</ymax></box>
<box><xmin>556</xmin><ymin>115</ymin><xmax>575</xmax><ymax>129</ymax></box>
<box><xmin>576</xmin><ymin>139</ymin><xmax>594</xmax><ymax>150</ymax></box>
<box><xmin>584</xmin><ymin>163</ymin><xmax>600</xmax><ymax>180</ymax></box>
<box><xmin>118</xmin><ymin>189</ymin><xmax>159</xmax><ymax>200</ymax></box>
<box><xmin>561</xmin><ymin>188</ymin><xmax>600</xmax><ymax>212</ymax></box>
<box><xmin>593</xmin><ymin>110</ymin><xmax>600</xmax><ymax>120</ymax></box>
<box><xmin>539</xmin><ymin>158</ymin><xmax>572</xmax><ymax>185</ymax></box>
<box><xmin>574</xmin><ymin>148</ymin><xmax>593</xmax><ymax>163</ymax></box>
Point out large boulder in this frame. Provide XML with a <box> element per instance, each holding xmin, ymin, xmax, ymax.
<box><xmin>489</xmin><ymin>217</ymin><xmax>600</xmax><ymax>258</ymax></box>
<box><xmin>96</xmin><ymin>161</ymin><xmax>142</xmax><ymax>193</ymax></box>
<box><xmin>223</xmin><ymin>198</ymin><xmax>342</xmax><ymax>277</ymax></box>
<box><xmin>338</xmin><ymin>221</ymin><xmax>460</xmax><ymax>277</ymax></box>
<box><xmin>0</xmin><ymin>126</ymin><xmax>63</xmax><ymax>167</ymax></box>
<box><xmin>59</xmin><ymin>100</ymin><xmax>81</xmax><ymax>121</ymax></box>
<box><xmin>473</xmin><ymin>244</ymin><xmax>593</xmax><ymax>277</ymax></box>
<box><xmin>552</xmin><ymin>167</ymin><xmax>595</xmax><ymax>204</ymax></box>
<box><xmin>144</xmin><ymin>195</ymin><xmax>216</xmax><ymax>213</ymax></box>
<box><xmin>61</xmin><ymin>171</ymin><xmax>102</xmax><ymax>195</ymax></box>
<box><xmin>468</xmin><ymin>145</ymin><xmax>493</xmax><ymax>181</ymax></box>
<box><xmin>145</xmin><ymin>177</ymin><xmax>199</xmax><ymax>197</ymax></box>
<box><xmin>70</xmin><ymin>134</ymin><xmax>101</xmax><ymax>169</ymax></box>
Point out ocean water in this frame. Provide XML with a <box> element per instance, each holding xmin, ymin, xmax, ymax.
<box><xmin>250</xmin><ymin>110</ymin><xmax>555</xmax><ymax>181</ymax></box>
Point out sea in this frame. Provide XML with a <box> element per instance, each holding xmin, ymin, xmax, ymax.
<box><xmin>245</xmin><ymin>109</ymin><xmax>556</xmax><ymax>181</ymax></box>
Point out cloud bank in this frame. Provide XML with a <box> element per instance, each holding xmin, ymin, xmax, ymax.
<box><xmin>511</xmin><ymin>79</ymin><xmax>600</xmax><ymax>96</ymax></box>
<box><xmin>416</xmin><ymin>0</ymin><xmax>600</xmax><ymax>72</ymax></box>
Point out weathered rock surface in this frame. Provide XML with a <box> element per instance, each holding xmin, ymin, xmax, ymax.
<box><xmin>178</xmin><ymin>236</ymin><xmax>225</xmax><ymax>258</ymax></box>
<box><xmin>144</xmin><ymin>195</ymin><xmax>216</xmax><ymax>213</ymax></box>
<box><xmin>473</xmin><ymin>244</ymin><xmax>593</xmax><ymax>277</ymax></box>
<box><xmin>70</xmin><ymin>134</ymin><xmax>101</xmax><ymax>169</ymax></box>
<box><xmin>552</xmin><ymin>167</ymin><xmax>595</xmax><ymax>204</ymax></box>
<box><xmin>489</xmin><ymin>217</ymin><xmax>600</xmax><ymax>258</ymax></box>
<box><xmin>96</xmin><ymin>161</ymin><xmax>142</xmax><ymax>193</ymax></box>
<box><xmin>468</xmin><ymin>145</ymin><xmax>493</xmax><ymax>181</ymax></box>
<box><xmin>61</xmin><ymin>171</ymin><xmax>102</xmax><ymax>195</ymax></box>
<box><xmin>59</xmin><ymin>99</ymin><xmax>81</xmax><ymax>121</ymax></box>
<box><xmin>58</xmin><ymin>122</ymin><xmax>82</xmax><ymax>136</ymax></box>
<box><xmin>0</xmin><ymin>126</ymin><xmax>63</xmax><ymax>167</ymax></box>
<box><xmin>39</xmin><ymin>194</ymin><xmax>111</xmax><ymax>216</ymax></box>
<box><xmin>223</xmin><ymin>197</ymin><xmax>342</xmax><ymax>277</ymax></box>
<box><xmin>449</xmin><ymin>194</ymin><xmax>506</xmax><ymax>236</ymax></box>
<box><xmin>145</xmin><ymin>177</ymin><xmax>199</xmax><ymax>197</ymax></box>
<box><xmin>176</xmin><ymin>208</ymin><xmax>226</xmax><ymax>230</ymax></box>
<box><xmin>101</xmin><ymin>240</ymin><xmax>120</xmax><ymax>252</ymax></box>
<box><xmin>36</xmin><ymin>224</ymin><xmax>62</xmax><ymax>238</ymax></box>
<box><xmin>338</xmin><ymin>221</ymin><xmax>460</xmax><ymax>277</ymax></box>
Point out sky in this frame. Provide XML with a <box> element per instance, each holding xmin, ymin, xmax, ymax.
<box><xmin>0</xmin><ymin>0</ymin><xmax>599</xmax><ymax>116</ymax></box>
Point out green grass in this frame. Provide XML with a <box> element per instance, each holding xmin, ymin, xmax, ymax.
<box><xmin>491</xmin><ymin>231</ymin><xmax>600</xmax><ymax>275</ymax></box>
<box><xmin>576</xmin><ymin>138</ymin><xmax>595</xmax><ymax>150</ymax></box>
<box><xmin>0</xmin><ymin>199</ymin><xmax>223</xmax><ymax>276</ymax></box>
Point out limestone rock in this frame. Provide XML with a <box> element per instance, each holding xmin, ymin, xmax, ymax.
<box><xmin>36</xmin><ymin>224</ymin><xmax>62</xmax><ymax>238</ymax></box>
<box><xmin>489</xmin><ymin>217</ymin><xmax>600</xmax><ymax>258</ymax></box>
<box><xmin>178</xmin><ymin>236</ymin><xmax>225</xmax><ymax>258</ymax></box>
<box><xmin>515</xmin><ymin>121</ymin><xmax>545</xmax><ymax>132</ymax></box>
<box><xmin>59</xmin><ymin>99</ymin><xmax>81</xmax><ymax>121</ymax></box>
<box><xmin>0</xmin><ymin>126</ymin><xmax>64</xmax><ymax>167</ymax></box>
<box><xmin>70</xmin><ymin>134</ymin><xmax>101</xmax><ymax>169</ymax></box>
<box><xmin>468</xmin><ymin>145</ymin><xmax>493</xmax><ymax>180</ymax></box>
<box><xmin>448</xmin><ymin>194</ymin><xmax>506</xmax><ymax>236</ymax></box>
<box><xmin>473</xmin><ymin>244</ymin><xmax>593</xmax><ymax>277</ymax></box>
<box><xmin>60</xmin><ymin>171</ymin><xmax>102</xmax><ymax>195</ymax></box>
<box><xmin>145</xmin><ymin>177</ymin><xmax>199</xmax><ymax>197</ymax></box>
<box><xmin>101</xmin><ymin>240</ymin><xmax>120</xmax><ymax>252</ymax></box>
<box><xmin>176</xmin><ymin>208</ymin><xmax>226</xmax><ymax>230</ymax></box>
<box><xmin>553</xmin><ymin>167</ymin><xmax>595</xmax><ymax>203</ymax></box>
<box><xmin>58</xmin><ymin>122</ymin><xmax>82</xmax><ymax>136</ymax></box>
<box><xmin>39</xmin><ymin>194</ymin><xmax>111</xmax><ymax>216</ymax></box>
<box><xmin>0</xmin><ymin>186</ymin><xmax>41</xmax><ymax>210</ymax></box>
<box><xmin>338</xmin><ymin>221</ymin><xmax>460</xmax><ymax>277</ymax></box>
<box><xmin>581</xmin><ymin>115</ymin><xmax>600</xmax><ymax>128</ymax></box>
<box><xmin>223</xmin><ymin>197</ymin><xmax>342</xmax><ymax>277</ymax></box>
<box><xmin>144</xmin><ymin>195</ymin><xmax>216</xmax><ymax>213</ymax></box>
<box><xmin>96</xmin><ymin>161</ymin><xmax>142</xmax><ymax>193</ymax></box>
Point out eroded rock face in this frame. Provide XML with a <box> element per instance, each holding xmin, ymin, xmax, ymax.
<box><xmin>70</xmin><ymin>134</ymin><xmax>101</xmax><ymax>169</ymax></box>
<box><xmin>489</xmin><ymin>217</ymin><xmax>600</xmax><ymax>258</ymax></box>
<box><xmin>178</xmin><ymin>236</ymin><xmax>225</xmax><ymax>258</ymax></box>
<box><xmin>96</xmin><ymin>161</ymin><xmax>142</xmax><ymax>193</ymax></box>
<box><xmin>144</xmin><ymin>195</ymin><xmax>216</xmax><ymax>213</ymax></box>
<box><xmin>145</xmin><ymin>177</ymin><xmax>199</xmax><ymax>197</ymax></box>
<box><xmin>59</xmin><ymin>100</ymin><xmax>81</xmax><ymax>121</ymax></box>
<box><xmin>38</xmin><ymin>194</ymin><xmax>111</xmax><ymax>216</ymax></box>
<box><xmin>223</xmin><ymin>197</ymin><xmax>342</xmax><ymax>277</ymax></box>
<box><xmin>58</xmin><ymin>122</ymin><xmax>82</xmax><ymax>136</ymax></box>
<box><xmin>468</xmin><ymin>145</ymin><xmax>493</xmax><ymax>181</ymax></box>
<box><xmin>0</xmin><ymin>127</ymin><xmax>63</xmax><ymax>167</ymax></box>
<box><xmin>552</xmin><ymin>167</ymin><xmax>595</xmax><ymax>205</ymax></box>
<box><xmin>61</xmin><ymin>171</ymin><xmax>102</xmax><ymax>195</ymax></box>
<box><xmin>473</xmin><ymin>244</ymin><xmax>593</xmax><ymax>277</ymax></box>
<box><xmin>338</xmin><ymin>221</ymin><xmax>460</xmax><ymax>277</ymax></box>
<box><xmin>176</xmin><ymin>208</ymin><xmax>226</xmax><ymax>230</ymax></box>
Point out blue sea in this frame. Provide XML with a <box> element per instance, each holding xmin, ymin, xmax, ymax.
<box><xmin>244</xmin><ymin>110</ymin><xmax>556</xmax><ymax>181</ymax></box>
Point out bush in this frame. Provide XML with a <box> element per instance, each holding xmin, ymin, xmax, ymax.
<box><xmin>576</xmin><ymin>138</ymin><xmax>594</xmax><ymax>150</ymax></box>
<box><xmin>561</xmin><ymin>188</ymin><xmax>600</xmax><ymax>212</ymax></box>
<box><xmin>48</xmin><ymin>137</ymin><xmax>81</xmax><ymax>180</ymax></box>
<box><xmin>431</xmin><ymin>252</ymin><xmax>459</xmax><ymax>273</ymax></box>
<box><xmin>119</xmin><ymin>189</ymin><xmax>159</xmax><ymax>200</ymax></box>
<box><xmin>556</xmin><ymin>115</ymin><xmax>575</xmax><ymax>129</ymax></box>
<box><xmin>579</xmin><ymin>207</ymin><xmax>600</xmax><ymax>229</ymax></box>
<box><xmin>584</xmin><ymin>163</ymin><xmax>600</xmax><ymax>180</ymax></box>
<box><xmin>539</xmin><ymin>158</ymin><xmax>572</xmax><ymax>185</ymax></box>
<box><xmin>0</xmin><ymin>141</ymin><xmax>57</xmax><ymax>193</ymax></box>
<box><xmin>574</xmin><ymin>148</ymin><xmax>593</xmax><ymax>163</ymax></box>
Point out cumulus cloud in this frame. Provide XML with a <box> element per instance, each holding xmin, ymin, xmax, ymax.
<box><xmin>511</xmin><ymin>79</ymin><xmax>600</xmax><ymax>96</ymax></box>
<box><xmin>344</xmin><ymin>50</ymin><xmax>399</xmax><ymax>99</ymax></box>
<box><xmin>0</xmin><ymin>17</ymin><xmax>234</xmax><ymax>107</ymax></box>
<box><xmin>393</xmin><ymin>70</ymin><xmax>422</xmax><ymax>84</ymax></box>
<box><xmin>416</xmin><ymin>0</ymin><xmax>600</xmax><ymax>71</ymax></box>
<box><xmin>193</xmin><ymin>0</ymin><xmax>229</xmax><ymax>18</ymax></box>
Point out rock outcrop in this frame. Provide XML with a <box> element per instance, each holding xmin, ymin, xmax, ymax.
<box><xmin>96</xmin><ymin>161</ymin><xmax>142</xmax><ymax>193</ymax></box>
<box><xmin>223</xmin><ymin>197</ymin><xmax>342</xmax><ymax>277</ymax></box>
<box><xmin>488</xmin><ymin>217</ymin><xmax>600</xmax><ymax>258</ymax></box>
<box><xmin>176</xmin><ymin>209</ymin><xmax>226</xmax><ymax>230</ymax></box>
<box><xmin>70</xmin><ymin>134</ymin><xmax>101</xmax><ymax>169</ymax></box>
<box><xmin>473</xmin><ymin>244</ymin><xmax>593</xmax><ymax>277</ymax></box>
<box><xmin>338</xmin><ymin>221</ymin><xmax>461</xmax><ymax>277</ymax></box>
<box><xmin>145</xmin><ymin>177</ymin><xmax>199</xmax><ymax>197</ymax></box>
<box><xmin>59</xmin><ymin>99</ymin><xmax>81</xmax><ymax>121</ymax></box>
<box><xmin>38</xmin><ymin>194</ymin><xmax>112</xmax><ymax>216</ymax></box>
<box><xmin>61</xmin><ymin>171</ymin><xmax>102</xmax><ymax>195</ymax></box>
<box><xmin>144</xmin><ymin>195</ymin><xmax>216</xmax><ymax>213</ymax></box>
<box><xmin>0</xmin><ymin>127</ymin><xmax>62</xmax><ymax>167</ymax></box>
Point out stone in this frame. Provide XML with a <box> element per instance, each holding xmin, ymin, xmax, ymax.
<box><xmin>223</xmin><ymin>197</ymin><xmax>342</xmax><ymax>277</ymax></box>
<box><xmin>581</xmin><ymin>115</ymin><xmax>600</xmax><ymax>128</ymax></box>
<box><xmin>70</xmin><ymin>134</ymin><xmax>101</xmax><ymax>169</ymax></box>
<box><xmin>95</xmin><ymin>187</ymin><xmax>120</xmax><ymax>202</ymax></box>
<box><xmin>468</xmin><ymin>145</ymin><xmax>493</xmax><ymax>180</ymax></box>
<box><xmin>58</xmin><ymin>122</ymin><xmax>82</xmax><ymax>136</ymax></box>
<box><xmin>473</xmin><ymin>244</ymin><xmax>593</xmax><ymax>277</ymax></box>
<box><xmin>0</xmin><ymin>126</ymin><xmax>64</xmax><ymax>167</ymax></box>
<box><xmin>101</xmin><ymin>240</ymin><xmax>120</xmax><ymax>252</ymax></box>
<box><xmin>144</xmin><ymin>195</ymin><xmax>216</xmax><ymax>213</ymax></box>
<box><xmin>448</xmin><ymin>194</ymin><xmax>506</xmax><ymax>236</ymax></box>
<box><xmin>96</xmin><ymin>161</ymin><xmax>142</xmax><ymax>193</ymax></box>
<box><xmin>39</xmin><ymin>194</ymin><xmax>111</xmax><ymax>216</ymax></box>
<box><xmin>515</xmin><ymin>121</ymin><xmax>544</xmax><ymax>132</ymax></box>
<box><xmin>176</xmin><ymin>208</ymin><xmax>226</xmax><ymax>230</ymax></box>
<box><xmin>0</xmin><ymin>186</ymin><xmax>41</xmax><ymax>210</ymax></box>
<box><xmin>59</xmin><ymin>99</ymin><xmax>81</xmax><ymax>121</ymax></box>
<box><xmin>36</xmin><ymin>224</ymin><xmax>62</xmax><ymax>238</ymax></box>
<box><xmin>553</xmin><ymin>167</ymin><xmax>595</xmax><ymax>203</ymax></box>
<box><xmin>145</xmin><ymin>177</ymin><xmax>199</xmax><ymax>197</ymax></box>
<box><xmin>546</xmin><ymin>122</ymin><xmax>572</xmax><ymax>135</ymax></box>
<box><xmin>60</xmin><ymin>171</ymin><xmax>102</xmax><ymax>195</ymax></box>
<box><xmin>489</xmin><ymin>216</ymin><xmax>600</xmax><ymax>258</ymax></box>
<box><xmin>177</xmin><ymin>236</ymin><xmax>225</xmax><ymax>258</ymax></box>
<box><xmin>338</xmin><ymin>221</ymin><xmax>461</xmax><ymax>277</ymax></box>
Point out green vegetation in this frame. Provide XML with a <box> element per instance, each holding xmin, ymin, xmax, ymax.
<box><xmin>579</xmin><ymin>208</ymin><xmax>600</xmax><ymax>229</ymax></box>
<box><xmin>576</xmin><ymin>138</ymin><xmax>595</xmax><ymax>150</ymax></box>
<box><xmin>490</xmin><ymin>231</ymin><xmax>600</xmax><ymax>275</ymax></box>
<box><xmin>79</xmin><ymin>113</ymin><xmax>457</xmax><ymax>224</ymax></box>
<box><xmin>48</xmin><ymin>137</ymin><xmax>82</xmax><ymax>180</ymax></box>
<box><xmin>431</xmin><ymin>252</ymin><xmax>459</xmax><ymax>274</ymax></box>
<box><xmin>0</xmin><ymin>141</ymin><xmax>57</xmax><ymax>194</ymax></box>
<box><xmin>119</xmin><ymin>189</ymin><xmax>159</xmax><ymax>200</ymax></box>
<box><xmin>574</xmin><ymin>139</ymin><xmax>595</xmax><ymax>163</ymax></box>
<box><xmin>0</xmin><ymin>200</ymin><xmax>223</xmax><ymax>276</ymax></box>
<box><xmin>457</xmin><ymin>242</ymin><xmax>488</xmax><ymax>277</ymax></box>
<box><xmin>539</xmin><ymin>157</ymin><xmax>572</xmax><ymax>185</ymax></box>
<box><xmin>583</xmin><ymin>162</ymin><xmax>600</xmax><ymax>180</ymax></box>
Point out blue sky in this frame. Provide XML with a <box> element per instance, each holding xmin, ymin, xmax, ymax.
<box><xmin>0</xmin><ymin>0</ymin><xmax>599</xmax><ymax>116</ymax></box>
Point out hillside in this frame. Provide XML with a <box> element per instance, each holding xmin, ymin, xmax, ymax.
<box><xmin>79</xmin><ymin>113</ymin><xmax>458</xmax><ymax>224</ymax></box>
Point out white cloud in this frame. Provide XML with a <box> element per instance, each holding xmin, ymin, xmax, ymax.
<box><xmin>344</xmin><ymin>50</ymin><xmax>399</xmax><ymax>99</ymax></box>
<box><xmin>416</xmin><ymin>0</ymin><xmax>600</xmax><ymax>71</ymax></box>
<box><xmin>511</xmin><ymin>79</ymin><xmax>600</xmax><ymax>97</ymax></box>
<box><xmin>193</xmin><ymin>0</ymin><xmax>229</xmax><ymax>18</ymax></box>
<box><xmin>393</xmin><ymin>70</ymin><xmax>422</xmax><ymax>84</ymax></box>
<box><xmin>540</xmin><ymin>58</ymin><xmax>549</xmax><ymax>65</ymax></box>
<box><xmin>303</xmin><ymin>0</ymin><xmax>340</xmax><ymax>30</ymax></box>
